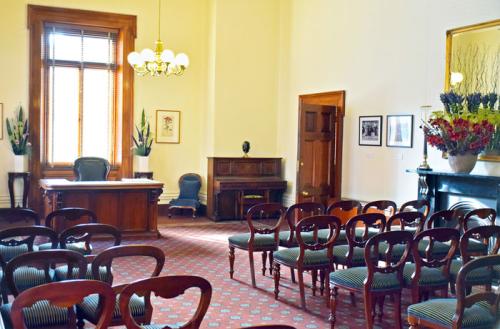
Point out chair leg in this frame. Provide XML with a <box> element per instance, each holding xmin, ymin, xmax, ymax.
<box><xmin>273</xmin><ymin>262</ymin><xmax>280</xmax><ymax>299</ymax></box>
<box><xmin>329</xmin><ymin>287</ymin><xmax>338</xmax><ymax>329</ymax></box>
<box><xmin>408</xmin><ymin>315</ymin><xmax>420</xmax><ymax>329</ymax></box>
<box><xmin>269</xmin><ymin>251</ymin><xmax>274</xmax><ymax>275</ymax></box>
<box><xmin>77</xmin><ymin>316</ymin><xmax>85</xmax><ymax>329</ymax></box>
<box><xmin>248</xmin><ymin>251</ymin><xmax>256</xmax><ymax>287</ymax></box>
<box><xmin>312</xmin><ymin>270</ymin><xmax>317</xmax><ymax>296</ymax></box>
<box><xmin>350</xmin><ymin>292</ymin><xmax>356</xmax><ymax>306</ymax></box>
<box><xmin>229</xmin><ymin>246</ymin><xmax>235</xmax><ymax>279</ymax></box>
<box><xmin>168</xmin><ymin>207</ymin><xmax>172</xmax><ymax>218</ymax></box>
<box><xmin>261</xmin><ymin>251</ymin><xmax>267</xmax><ymax>276</ymax></box>
<box><xmin>411</xmin><ymin>286</ymin><xmax>420</xmax><ymax>304</ymax></box>
<box><xmin>290</xmin><ymin>268</ymin><xmax>296</xmax><ymax>283</ymax></box>
<box><xmin>298</xmin><ymin>269</ymin><xmax>306</xmax><ymax>309</ymax></box>
<box><xmin>320</xmin><ymin>269</ymin><xmax>325</xmax><ymax>296</ymax></box>
<box><xmin>364</xmin><ymin>293</ymin><xmax>374</xmax><ymax>329</ymax></box>
<box><xmin>324</xmin><ymin>269</ymin><xmax>331</xmax><ymax>307</ymax></box>
<box><xmin>394</xmin><ymin>292</ymin><xmax>403</xmax><ymax>329</ymax></box>
<box><xmin>377</xmin><ymin>295</ymin><xmax>385</xmax><ymax>320</ymax></box>
<box><xmin>441</xmin><ymin>287</ymin><xmax>448</xmax><ymax>298</ymax></box>
<box><xmin>192</xmin><ymin>208</ymin><xmax>196</xmax><ymax>218</ymax></box>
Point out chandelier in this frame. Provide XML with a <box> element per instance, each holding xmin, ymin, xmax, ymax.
<box><xmin>127</xmin><ymin>0</ymin><xmax>189</xmax><ymax>77</ymax></box>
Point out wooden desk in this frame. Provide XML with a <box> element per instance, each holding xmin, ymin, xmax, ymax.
<box><xmin>39</xmin><ymin>179</ymin><xmax>163</xmax><ymax>238</ymax></box>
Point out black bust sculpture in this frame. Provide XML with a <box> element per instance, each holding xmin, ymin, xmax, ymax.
<box><xmin>242</xmin><ymin>141</ymin><xmax>250</xmax><ymax>157</ymax></box>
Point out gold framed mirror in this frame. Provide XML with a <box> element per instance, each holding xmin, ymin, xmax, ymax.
<box><xmin>445</xmin><ymin>19</ymin><xmax>500</xmax><ymax>162</ymax></box>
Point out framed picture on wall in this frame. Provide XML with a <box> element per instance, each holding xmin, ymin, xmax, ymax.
<box><xmin>156</xmin><ymin>110</ymin><xmax>180</xmax><ymax>144</ymax></box>
<box><xmin>359</xmin><ymin>115</ymin><xmax>382</xmax><ymax>146</ymax></box>
<box><xmin>0</xmin><ymin>103</ymin><xmax>3</xmax><ymax>140</ymax></box>
<box><xmin>386</xmin><ymin>114</ymin><xmax>413</xmax><ymax>148</ymax></box>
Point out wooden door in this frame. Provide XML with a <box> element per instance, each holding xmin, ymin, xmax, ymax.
<box><xmin>296</xmin><ymin>91</ymin><xmax>345</xmax><ymax>205</ymax></box>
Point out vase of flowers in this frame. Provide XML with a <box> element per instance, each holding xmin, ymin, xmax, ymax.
<box><xmin>423</xmin><ymin>91</ymin><xmax>497</xmax><ymax>174</ymax></box>
<box><xmin>6</xmin><ymin>106</ymin><xmax>30</xmax><ymax>172</ymax></box>
<box><xmin>132</xmin><ymin>109</ymin><xmax>153</xmax><ymax>172</ymax></box>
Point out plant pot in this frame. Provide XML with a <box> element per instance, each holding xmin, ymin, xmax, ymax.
<box><xmin>135</xmin><ymin>155</ymin><xmax>150</xmax><ymax>172</ymax></box>
<box><xmin>13</xmin><ymin>155</ymin><xmax>28</xmax><ymax>173</ymax></box>
<box><xmin>448</xmin><ymin>152</ymin><xmax>478</xmax><ymax>174</ymax></box>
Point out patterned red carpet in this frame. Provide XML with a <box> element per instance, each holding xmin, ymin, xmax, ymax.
<box><xmin>108</xmin><ymin>220</ymin><xmax>414</xmax><ymax>329</ymax></box>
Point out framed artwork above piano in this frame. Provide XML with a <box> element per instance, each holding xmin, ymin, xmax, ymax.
<box><xmin>207</xmin><ymin>157</ymin><xmax>287</xmax><ymax>221</ymax></box>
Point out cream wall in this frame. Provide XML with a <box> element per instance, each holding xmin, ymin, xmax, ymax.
<box><xmin>277</xmin><ymin>0</ymin><xmax>500</xmax><ymax>206</ymax></box>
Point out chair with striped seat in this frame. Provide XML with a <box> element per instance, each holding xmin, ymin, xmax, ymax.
<box><xmin>228</xmin><ymin>203</ymin><xmax>286</xmax><ymax>288</ymax></box>
<box><xmin>420</xmin><ymin>210</ymin><xmax>462</xmax><ymax>259</ymax></box>
<box><xmin>362</xmin><ymin>200</ymin><xmax>397</xmax><ymax>217</ymax></box>
<box><xmin>0</xmin><ymin>226</ymin><xmax>58</xmax><ymax>303</ymax></box>
<box><xmin>322</xmin><ymin>200</ymin><xmax>362</xmax><ymax>245</ymax></box>
<box><xmin>54</xmin><ymin>223</ymin><xmax>121</xmax><ymax>281</ymax></box>
<box><xmin>0</xmin><ymin>208</ymin><xmax>40</xmax><ymax>226</ymax></box>
<box><xmin>1</xmin><ymin>250</ymin><xmax>87</xmax><ymax>329</ymax></box>
<box><xmin>408</xmin><ymin>254</ymin><xmax>500</xmax><ymax>329</ymax></box>
<box><xmin>76</xmin><ymin>245</ymin><xmax>165</xmax><ymax>329</ymax></box>
<box><xmin>329</xmin><ymin>230</ymin><xmax>413</xmax><ymax>329</ymax></box>
<box><xmin>380</xmin><ymin>212</ymin><xmax>426</xmax><ymax>262</ymax></box>
<box><xmin>11</xmin><ymin>280</ymin><xmax>115</xmax><ymax>329</ymax></box>
<box><xmin>449</xmin><ymin>225</ymin><xmax>500</xmax><ymax>293</ymax></box>
<box><xmin>460</xmin><ymin>208</ymin><xmax>497</xmax><ymax>255</ymax></box>
<box><xmin>399</xmin><ymin>199</ymin><xmax>430</xmax><ymax>222</ymax></box>
<box><xmin>404</xmin><ymin>228</ymin><xmax>460</xmax><ymax>304</ymax></box>
<box><xmin>119</xmin><ymin>275</ymin><xmax>211</xmax><ymax>329</ymax></box>
<box><xmin>39</xmin><ymin>208</ymin><xmax>98</xmax><ymax>254</ymax></box>
<box><xmin>273</xmin><ymin>215</ymin><xmax>341</xmax><ymax>309</ymax></box>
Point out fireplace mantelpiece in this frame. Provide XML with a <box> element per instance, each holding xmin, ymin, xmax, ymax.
<box><xmin>408</xmin><ymin>169</ymin><xmax>500</xmax><ymax>220</ymax></box>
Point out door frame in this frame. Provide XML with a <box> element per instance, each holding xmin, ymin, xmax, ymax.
<box><xmin>296</xmin><ymin>90</ymin><xmax>346</xmax><ymax>203</ymax></box>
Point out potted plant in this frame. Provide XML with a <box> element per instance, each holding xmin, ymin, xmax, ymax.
<box><xmin>132</xmin><ymin>109</ymin><xmax>153</xmax><ymax>172</ymax></box>
<box><xmin>423</xmin><ymin>91</ymin><xmax>497</xmax><ymax>173</ymax></box>
<box><xmin>6</xmin><ymin>106</ymin><xmax>30</xmax><ymax>172</ymax></box>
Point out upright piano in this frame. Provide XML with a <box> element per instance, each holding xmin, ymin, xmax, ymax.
<box><xmin>207</xmin><ymin>157</ymin><xmax>287</xmax><ymax>220</ymax></box>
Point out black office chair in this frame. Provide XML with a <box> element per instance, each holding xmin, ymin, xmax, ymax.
<box><xmin>74</xmin><ymin>157</ymin><xmax>110</xmax><ymax>181</ymax></box>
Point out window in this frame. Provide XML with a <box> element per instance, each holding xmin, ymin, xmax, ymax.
<box><xmin>45</xmin><ymin>25</ymin><xmax>117</xmax><ymax>164</ymax></box>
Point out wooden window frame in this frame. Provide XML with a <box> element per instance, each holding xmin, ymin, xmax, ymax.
<box><xmin>28</xmin><ymin>5</ymin><xmax>136</xmax><ymax>212</ymax></box>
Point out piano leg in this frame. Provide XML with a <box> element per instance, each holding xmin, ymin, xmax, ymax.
<box><xmin>261</xmin><ymin>251</ymin><xmax>267</xmax><ymax>276</ymax></box>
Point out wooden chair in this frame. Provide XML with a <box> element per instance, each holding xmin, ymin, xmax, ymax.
<box><xmin>449</xmin><ymin>225</ymin><xmax>500</xmax><ymax>293</ymax></box>
<box><xmin>76</xmin><ymin>245</ymin><xmax>165</xmax><ymax>329</ymax></box>
<box><xmin>403</xmin><ymin>228</ymin><xmax>460</xmax><ymax>304</ymax></box>
<box><xmin>11</xmin><ymin>280</ymin><xmax>115</xmax><ymax>329</ymax></box>
<box><xmin>333</xmin><ymin>213</ymin><xmax>386</xmax><ymax>269</ymax></box>
<box><xmin>0</xmin><ymin>226</ymin><xmax>58</xmax><ymax>303</ymax></box>
<box><xmin>2</xmin><ymin>250</ymin><xmax>87</xmax><ymax>329</ymax></box>
<box><xmin>54</xmin><ymin>223</ymin><xmax>122</xmax><ymax>281</ymax></box>
<box><xmin>408</xmin><ymin>254</ymin><xmax>500</xmax><ymax>329</ymax></box>
<box><xmin>273</xmin><ymin>215</ymin><xmax>341</xmax><ymax>309</ymax></box>
<box><xmin>362</xmin><ymin>200</ymin><xmax>397</xmax><ymax>217</ymax></box>
<box><xmin>420</xmin><ymin>210</ymin><xmax>462</xmax><ymax>259</ymax></box>
<box><xmin>329</xmin><ymin>230</ymin><xmax>413</xmax><ymax>329</ymax></box>
<box><xmin>119</xmin><ymin>275</ymin><xmax>211</xmax><ymax>329</ymax></box>
<box><xmin>40</xmin><ymin>208</ymin><xmax>98</xmax><ymax>254</ymax></box>
<box><xmin>0</xmin><ymin>208</ymin><xmax>40</xmax><ymax>226</ymax></box>
<box><xmin>461</xmin><ymin>208</ymin><xmax>497</xmax><ymax>255</ymax></box>
<box><xmin>379</xmin><ymin>212</ymin><xmax>425</xmax><ymax>262</ymax></box>
<box><xmin>228</xmin><ymin>203</ymin><xmax>286</xmax><ymax>288</ymax></box>
<box><xmin>324</xmin><ymin>200</ymin><xmax>362</xmax><ymax>245</ymax></box>
<box><xmin>399</xmin><ymin>199</ymin><xmax>430</xmax><ymax>221</ymax></box>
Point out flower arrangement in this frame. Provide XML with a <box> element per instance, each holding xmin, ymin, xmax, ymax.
<box><xmin>132</xmin><ymin>109</ymin><xmax>153</xmax><ymax>156</ymax></box>
<box><xmin>5</xmin><ymin>106</ymin><xmax>30</xmax><ymax>155</ymax></box>
<box><xmin>423</xmin><ymin>91</ymin><xmax>498</xmax><ymax>156</ymax></box>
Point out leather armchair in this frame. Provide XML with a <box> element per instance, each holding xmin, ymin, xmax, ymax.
<box><xmin>73</xmin><ymin>157</ymin><xmax>110</xmax><ymax>181</ymax></box>
<box><xmin>168</xmin><ymin>173</ymin><xmax>201</xmax><ymax>218</ymax></box>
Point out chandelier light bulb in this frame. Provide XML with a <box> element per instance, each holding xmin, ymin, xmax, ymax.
<box><xmin>160</xmin><ymin>49</ymin><xmax>174</xmax><ymax>63</ymax></box>
<box><xmin>175</xmin><ymin>53</ymin><xmax>189</xmax><ymax>67</ymax></box>
<box><xmin>127</xmin><ymin>52</ymin><xmax>142</xmax><ymax>65</ymax></box>
<box><xmin>140</xmin><ymin>48</ymin><xmax>156</xmax><ymax>62</ymax></box>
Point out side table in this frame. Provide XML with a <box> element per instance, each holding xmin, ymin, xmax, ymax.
<box><xmin>8</xmin><ymin>172</ymin><xmax>30</xmax><ymax>208</ymax></box>
<box><xmin>134</xmin><ymin>172</ymin><xmax>153</xmax><ymax>179</ymax></box>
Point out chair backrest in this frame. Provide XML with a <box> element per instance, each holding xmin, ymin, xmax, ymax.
<box><xmin>119</xmin><ymin>275</ymin><xmax>211</xmax><ymax>329</ymax></box>
<box><xmin>59</xmin><ymin>223</ymin><xmax>121</xmax><ymax>258</ymax></box>
<box><xmin>45</xmin><ymin>207</ymin><xmax>98</xmax><ymax>232</ymax></box>
<box><xmin>399</xmin><ymin>199</ymin><xmax>430</xmax><ymax>221</ymax></box>
<box><xmin>386</xmin><ymin>211</ymin><xmax>426</xmax><ymax>234</ymax></box>
<box><xmin>411</xmin><ymin>228</ymin><xmax>460</xmax><ymax>282</ymax></box>
<box><xmin>426</xmin><ymin>209</ymin><xmax>462</xmax><ymax>230</ymax></box>
<box><xmin>462</xmin><ymin>208</ymin><xmax>497</xmax><ymax>232</ymax></box>
<box><xmin>11</xmin><ymin>280</ymin><xmax>115</xmax><ymax>329</ymax></box>
<box><xmin>0</xmin><ymin>226</ymin><xmax>58</xmax><ymax>264</ymax></box>
<box><xmin>0</xmin><ymin>208</ymin><xmax>40</xmax><ymax>226</ymax></box>
<box><xmin>178</xmin><ymin>173</ymin><xmax>202</xmax><ymax>200</ymax></box>
<box><xmin>459</xmin><ymin>225</ymin><xmax>500</xmax><ymax>263</ymax></box>
<box><xmin>91</xmin><ymin>245</ymin><xmax>165</xmax><ymax>285</ymax></box>
<box><xmin>74</xmin><ymin>157</ymin><xmax>110</xmax><ymax>181</ymax></box>
<box><xmin>245</xmin><ymin>203</ymin><xmax>286</xmax><ymax>247</ymax></box>
<box><xmin>5</xmin><ymin>249</ymin><xmax>87</xmax><ymax>296</ymax></box>
<box><xmin>283</xmin><ymin>202</ymin><xmax>324</xmax><ymax>245</ymax></box>
<box><xmin>454</xmin><ymin>254</ymin><xmax>500</xmax><ymax>329</ymax></box>
<box><xmin>326</xmin><ymin>200</ymin><xmax>361</xmax><ymax>226</ymax></box>
<box><xmin>295</xmin><ymin>215</ymin><xmax>341</xmax><ymax>264</ymax></box>
<box><xmin>365</xmin><ymin>231</ymin><xmax>413</xmax><ymax>288</ymax></box>
<box><xmin>345</xmin><ymin>213</ymin><xmax>386</xmax><ymax>248</ymax></box>
<box><xmin>362</xmin><ymin>200</ymin><xmax>397</xmax><ymax>217</ymax></box>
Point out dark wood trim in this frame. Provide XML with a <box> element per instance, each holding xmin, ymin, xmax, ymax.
<box><xmin>296</xmin><ymin>91</ymin><xmax>345</xmax><ymax>203</ymax></box>
<box><xmin>27</xmin><ymin>5</ymin><xmax>136</xmax><ymax>213</ymax></box>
